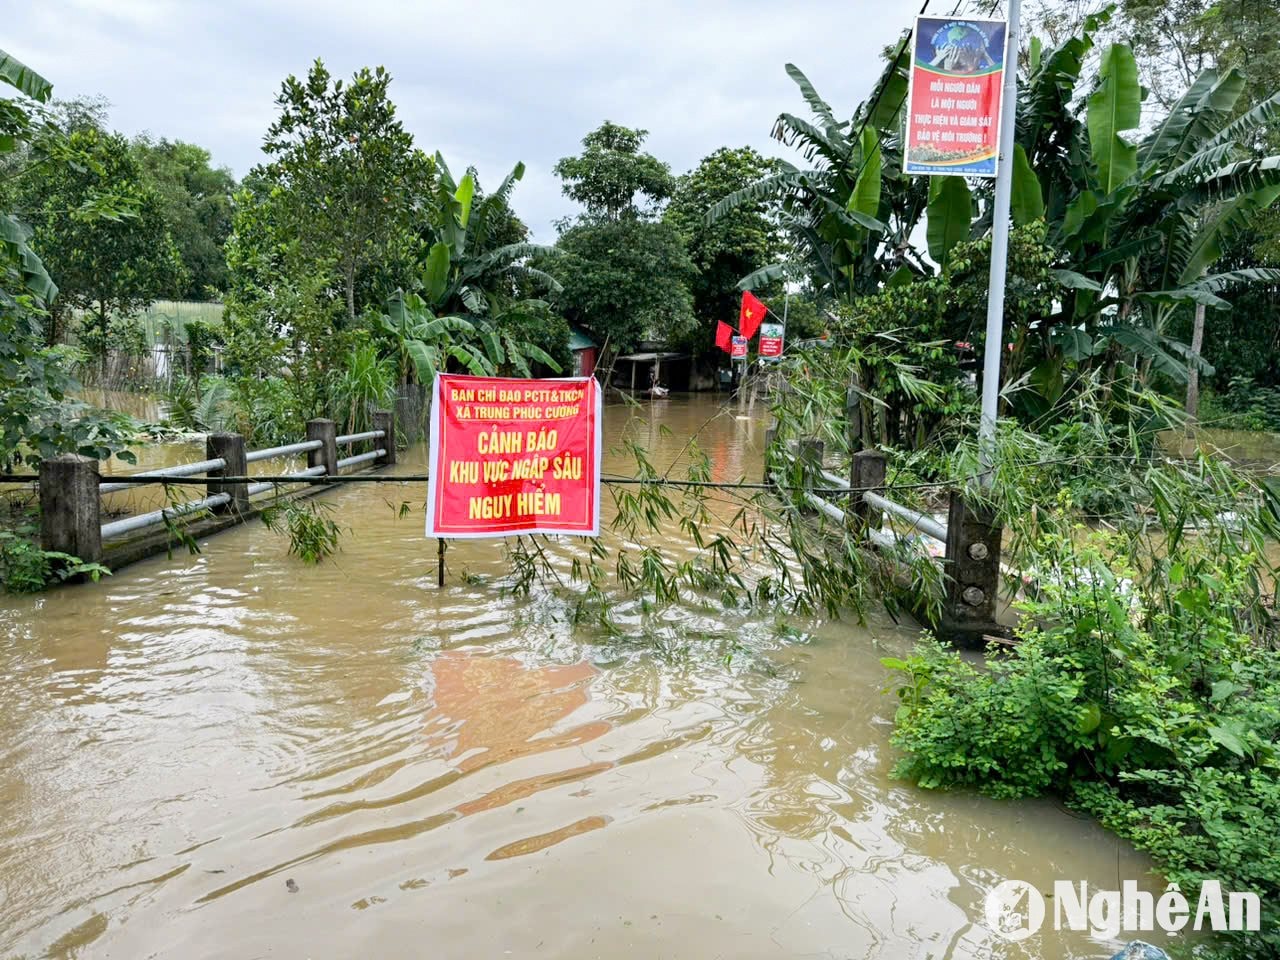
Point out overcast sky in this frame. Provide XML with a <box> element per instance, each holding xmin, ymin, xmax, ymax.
<box><xmin>13</xmin><ymin>0</ymin><xmax>925</xmax><ymax>240</ymax></box>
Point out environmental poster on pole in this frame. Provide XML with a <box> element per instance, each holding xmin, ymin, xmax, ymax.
<box><xmin>730</xmin><ymin>336</ymin><xmax>749</xmax><ymax>359</ymax></box>
<box><xmin>425</xmin><ymin>374</ymin><xmax>602</xmax><ymax>538</ymax></box>
<box><xmin>758</xmin><ymin>321</ymin><xmax>784</xmax><ymax>358</ymax></box>
<box><xmin>903</xmin><ymin>15</ymin><xmax>1008</xmax><ymax>177</ymax></box>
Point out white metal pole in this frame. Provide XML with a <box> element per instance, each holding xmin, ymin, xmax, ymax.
<box><xmin>979</xmin><ymin>0</ymin><xmax>1022</xmax><ymax>483</ymax></box>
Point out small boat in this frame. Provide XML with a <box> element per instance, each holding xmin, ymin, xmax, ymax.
<box><xmin>647</xmin><ymin>385</ymin><xmax>670</xmax><ymax>399</ymax></box>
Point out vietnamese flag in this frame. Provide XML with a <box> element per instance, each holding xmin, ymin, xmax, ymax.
<box><xmin>714</xmin><ymin>320</ymin><xmax>734</xmax><ymax>353</ymax></box>
<box><xmin>740</xmin><ymin>291</ymin><xmax>767</xmax><ymax>340</ymax></box>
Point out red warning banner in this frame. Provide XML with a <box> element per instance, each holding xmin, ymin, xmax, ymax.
<box><xmin>425</xmin><ymin>374</ymin><xmax>603</xmax><ymax>538</ymax></box>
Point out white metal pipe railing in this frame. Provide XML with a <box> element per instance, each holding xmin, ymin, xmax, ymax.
<box><xmin>336</xmin><ymin>449</ymin><xmax>385</xmax><ymax>470</ymax></box>
<box><xmin>335</xmin><ymin>430</ymin><xmax>384</xmax><ymax>445</ymax></box>
<box><xmin>245</xmin><ymin>440</ymin><xmax>322</xmax><ymax>463</ymax></box>
<box><xmin>100</xmin><ymin>493</ymin><xmax>230</xmax><ymax>540</ymax></box>
<box><xmin>780</xmin><ymin>449</ymin><xmax>949</xmax><ymax>544</ymax></box>
<box><xmin>99</xmin><ymin>457</ymin><xmax>227</xmax><ymax>494</ymax></box>
<box><xmin>246</xmin><ymin>465</ymin><xmax>326</xmax><ymax>497</ymax></box>
<box><xmin>862</xmin><ymin>491</ymin><xmax>948</xmax><ymax>543</ymax></box>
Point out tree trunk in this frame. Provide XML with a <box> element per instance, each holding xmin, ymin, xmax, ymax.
<box><xmin>1185</xmin><ymin>301</ymin><xmax>1206</xmax><ymax>433</ymax></box>
<box><xmin>344</xmin><ymin>260</ymin><xmax>357</xmax><ymax>324</ymax></box>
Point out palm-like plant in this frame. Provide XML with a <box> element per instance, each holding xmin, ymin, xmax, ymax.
<box><xmin>380</xmin><ymin>290</ymin><xmax>560</xmax><ymax>385</ymax></box>
<box><xmin>1014</xmin><ymin>12</ymin><xmax>1280</xmax><ymax>399</ymax></box>
<box><xmin>379</xmin><ymin>155</ymin><xmax>564</xmax><ymax>385</ymax></box>
<box><xmin>707</xmin><ymin>56</ymin><xmax>933</xmax><ymax>304</ymax></box>
<box><xmin>418</xmin><ymin>154</ymin><xmax>561</xmax><ymax>316</ymax></box>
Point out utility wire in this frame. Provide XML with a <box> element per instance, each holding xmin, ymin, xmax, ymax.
<box><xmin>0</xmin><ymin>453</ymin><xmax>1223</xmax><ymax>496</ymax></box>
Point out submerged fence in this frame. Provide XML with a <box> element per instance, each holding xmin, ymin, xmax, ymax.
<box><xmin>38</xmin><ymin>411</ymin><xmax>394</xmax><ymax>570</ymax></box>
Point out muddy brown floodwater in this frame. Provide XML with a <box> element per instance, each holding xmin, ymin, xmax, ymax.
<box><xmin>1</xmin><ymin>395</ymin><xmax>1182</xmax><ymax>959</ymax></box>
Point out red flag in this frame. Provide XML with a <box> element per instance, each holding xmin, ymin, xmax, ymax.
<box><xmin>740</xmin><ymin>291</ymin><xmax>767</xmax><ymax>340</ymax></box>
<box><xmin>714</xmin><ymin>320</ymin><xmax>733</xmax><ymax>353</ymax></box>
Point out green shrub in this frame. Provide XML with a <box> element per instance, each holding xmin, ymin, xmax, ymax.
<box><xmin>1201</xmin><ymin>377</ymin><xmax>1280</xmax><ymax>433</ymax></box>
<box><xmin>183</xmin><ymin>318</ymin><xmax>224</xmax><ymax>374</ymax></box>
<box><xmin>886</xmin><ymin>529</ymin><xmax>1280</xmax><ymax>956</ymax></box>
<box><xmin>0</xmin><ymin>529</ymin><xmax>111</xmax><ymax>592</ymax></box>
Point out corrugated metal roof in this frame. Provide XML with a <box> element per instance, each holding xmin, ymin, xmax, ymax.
<box><xmin>568</xmin><ymin>327</ymin><xmax>597</xmax><ymax>351</ymax></box>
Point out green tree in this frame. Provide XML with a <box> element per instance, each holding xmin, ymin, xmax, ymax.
<box><xmin>131</xmin><ymin>136</ymin><xmax>236</xmax><ymax>299</ymax></box>
<box><xmin>15</xmin><ymin>127</ymin><xmax>184</xmax><ymax>350</ymax></box>
<box><xmin>664</xmin><ymin>146</ymin><xmax>782</xmax><ymax>331</ymax></box>
<box><xmin>552</xmin><ymin>121</ymin><xmax>674</xmax><ymax>220</ymax></box>
<box><xmin>0</xmin><ymin>48</ymin><xmax>136</xmax><ymax>471</ymax></box>
<box><xmin>708</xmin><ymin>61</ymin><xmax>930</xmax><ymax>305</ymax></box>
<box><xmin>552</xmin><ymin>123</ymin><xmax>696</xmax><ymax>353</ymax></box>
<box><xmin>554</xmin><ymin>219</ymin><xmax>696</xmax><ymax>353</ymax></box>
<box><xmin>255</xmin><ymin>59</ymin><xmax>432</xmax><ymax>322</ymax></box>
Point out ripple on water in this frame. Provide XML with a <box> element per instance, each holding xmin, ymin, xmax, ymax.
<box><xmin>0</xmin><ymin>399</ymin><xmax>1179</xmax><ymax>959</ymax></box>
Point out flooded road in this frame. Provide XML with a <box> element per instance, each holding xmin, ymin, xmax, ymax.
<box><xmin>1</xmin><ymin>396</ymin><xmax>1177</xmax><ymax>959</ymax></box>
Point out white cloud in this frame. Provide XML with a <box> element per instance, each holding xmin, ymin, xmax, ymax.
<box><xmin>8</xmin><ymin>0</ymin><xmax>921</xmax><ymax>239</ymax></box>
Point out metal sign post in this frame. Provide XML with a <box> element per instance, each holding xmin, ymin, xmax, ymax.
<box><xmin>978</xmin><ymin>0</ymin><xmax>1022</xmax><ymax>483</ymax></box>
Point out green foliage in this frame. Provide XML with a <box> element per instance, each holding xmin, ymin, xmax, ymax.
<box><xmin>553</xmin><ymin>218</ymin><xmax>696</xmax><ymax>352</ymax></box>
<box><xmin>162</xmin><ymin>375</ymin><xmax>231</xmax><ymax>433</ymax></box>
<box><xmin>553</xmin><ymin>121</ymin><xmax>675</xmax><ymax>220</ymax></box>
<box><xmin>708</xmin><ymin>57</ymin><xmax>931</xmax><ymax>304</ymax></box>
<box><xmin>182</xmin><ymin>317</ymin><xmax>223</xmax><ymax>373</ymax></box>
<box><xmin>0</xmin><ymin>48</ymin><xmax>138</xmax><ymax>470</ymax></box>
<box><xmin>551</xmin><ymin>122</ymin><xmax>695</xmax><ymax>354</ymax></box>
<box><xmin>1201</xmin><ymin>376</ymin><xmax>1280</xmax><ymax>431</ymax></box>
<box><xmin>329</xmin><ymin>343</ymin><xmax>394</xmax><ymax>435</ymax></box>
<box><xmin>664</xmin><ymin>146</ymin><xmax>782</xmax><ymax>342</ymax></box>
<box><xmin>14</xmin><ymin>126</ymin><xmax>185</xmax><ymax>353</ymax></box>
<box><xmin>0</xmin><ymin>528</ymin><xmax>110</xmax><ymax>592</ymax></box>
<box><xmin>130</xmin><ymin>135</ymin><xmax>236</xmax><ymax>299</ymax></box>
<box><xmin>261</xmin><ymin>499</ymin><xmax>343</xmax><ymax>564</ymax></box>
<box><xmin>881</xmin><ymin>416</ymin><xmax>1280</xmax><ymax>957</ymax></box>
<box><xmin>255</xmin><ymin>60</ymin><xmax>433</xmax><ymax>322</ymax></box>
<box><xmin>227</xmin><ymin>375</ymin><xmax>306</xmax><ymax>448</ymax></box>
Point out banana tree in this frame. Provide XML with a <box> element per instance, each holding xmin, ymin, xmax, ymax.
<box><xmin>708</xmin><ymin>56</ymin><xmax>933</xmax><ymax>304</ymax></box>
<box><xmin>1013</xmin><ymin>13</ymin><xmax>1280</xmax><ymax>409</ymax></box>
<box><xmin>418</xmin><ymin>154</ymin><xmax>561</xmax><ymax>316</ymax></box>
<box><xmin>380</xmin><ymin>290</ymin><xmax>560</xmax><ymax>385</ymax></box>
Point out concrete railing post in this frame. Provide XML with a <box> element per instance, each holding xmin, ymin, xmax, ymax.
<box><xmin>39</xmin><ymin>454</ymin><xmax>102</xmax><ymax>565</ymax></box>
<box><xmin>938</xmin><ymin>491</ymin><xmax>1004</xmax><ymax>649</ymax></box>
<box><xmin>206</xmin><ymin>433</ymin><xmax>248</xmax><ymax>514</ymax></box>
<box><xmin>373</xmin><ymin>409</ymin><xmax>396</xmax><ymax>466</ymax></box>
<box><xmin>762</xmin><ymin>424</ymin><xmax>778</xmax><ymax>484</ymax></box>
<box><xmin>850</xmin><ymin>449</ymin><xmax>886</xmax><ymax>533</ymax></box>
<box><xmin>846</xmin><ymin>376</ymin><xmax>864</xmax><ymax>454</ymax></box>
<box><xmin>306</xmin><ymin>418</ymin><xmax>338</xmax><ymax>481</ymax></box>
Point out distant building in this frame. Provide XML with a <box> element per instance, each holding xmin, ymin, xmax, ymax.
<box><xmin>569</xmin><ymin>327</ymin><xmax>597</xmax><ymax>377</ymax></box>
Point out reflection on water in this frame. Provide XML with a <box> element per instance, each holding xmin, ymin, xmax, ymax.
<box><xmin>0</xmin><ymin>396</ymin><xmax>1178</xmax><ymax>958</ymax></box>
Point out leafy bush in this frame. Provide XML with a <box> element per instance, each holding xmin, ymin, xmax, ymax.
<box><xmin>183</xmin><ymin>318</ymin><xmax>224</xmax><ymax>374</ymax></box>
<box><xmin>886</xmin><ymin>525</ymin><xmax>1280</xmax><ymax>956</ymax></box>
<box><xmin>1202</xmin><ymin>377</ymin><xmax>1280</xmax><ymax>433</ymax></box>
<box><xmin>108</xmin><ymin>315</ymin><xmax>149</xmax><ymax>357</ymax></box>
<box><xmin>0</xmin><ymin>529</ymin><xmax>111</xmax><ymax>592</ymax></box>
<box><xmin>162</xmin><ymin>375</ymin><xmax>231</xmax><ymax>433</ymax></box>
<box><xmin>227</xmin><ymin>375</ymin><xmax>307</xmax><ymax>448</ymax></box>
<box><xmin>329</xmin><ymin>343</ymin><xmax>394</xmax><ymax>436</ymax></box>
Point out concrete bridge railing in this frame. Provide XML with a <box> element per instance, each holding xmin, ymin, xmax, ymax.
<box><xmin>38</xmin><ymin>411</ymin><xmax>395</xmax><ymax>573</ymax></box>
<box><xmin>765</xmin><ymin>431</ymin><xmax>1005</xmax><ymax>649</ymax></box>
